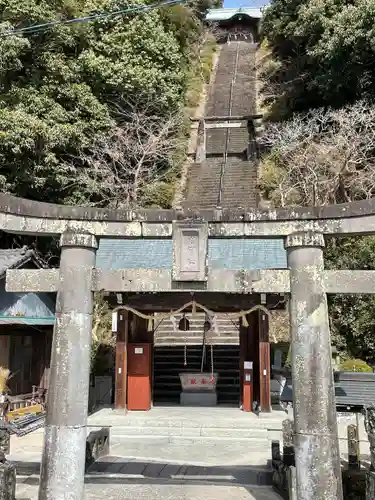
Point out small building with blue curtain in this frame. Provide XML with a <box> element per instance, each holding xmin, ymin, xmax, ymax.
<box><xmin>0</xmin><ymin>247</ymin><xmax>55</xmax><ymax>395</ymax></box>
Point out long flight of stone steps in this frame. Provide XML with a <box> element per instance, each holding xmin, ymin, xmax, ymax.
<box><xmin>185</xmin><ymin>40</ymin><xmax>259</xmax><ymax>211</ymax></box>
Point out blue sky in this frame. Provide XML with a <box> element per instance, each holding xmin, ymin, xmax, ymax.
<box><xmin>223</xmin><ymin>0</ymin><xmax>269</xmax><ymax>7</ymax></box>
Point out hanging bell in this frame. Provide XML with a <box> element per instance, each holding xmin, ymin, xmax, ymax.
<box><xmin>203</xmin><ymin>314</ymin><xmax>211</xmax><ymax>332</ymax></box>
<box><xmin>178</xmin><ymin>313</ymin><xmax>190</xmax><ymax>331</ymax></box>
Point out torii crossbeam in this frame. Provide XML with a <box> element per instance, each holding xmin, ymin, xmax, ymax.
<box><xmin>4</xmin><ymin>193</ymin><xmax>375</xmax><ymax>500</ymax></box>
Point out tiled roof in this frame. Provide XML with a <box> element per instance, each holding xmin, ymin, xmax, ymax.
<box><xmin>96</xmin><ymin>239</ymin><xmax>287</xmax><ymax>270</ymax></box>
<box><xmin>0</xmin><ymin>247</ymin><xmax>36</xmax><ymax>279</ymax></box>
<box><xmin>205</xmin><ymin>7</ymin><xmax>263</xmax><ymax>21</ymax></box>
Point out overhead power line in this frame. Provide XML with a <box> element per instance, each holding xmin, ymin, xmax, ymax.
<box><xmin>2</xmin><ymin>0</ymin><xmax>185</xmax><ymax>37</ymax></box>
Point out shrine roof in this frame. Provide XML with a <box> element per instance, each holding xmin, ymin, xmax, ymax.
<box><xmin>0</xmin><ymin>246</ymin><xmax>42</xmax><ymax>279</ymax></box>
<box><xmin>205</xmin><ymin>7</ymin><xmax>263</xmax><ymax>21</ymax></box>
<box><xmin>0</xmin><ymin>248</ymin><xmax>54</xmax><ymax>325</ymax></box>
<box><xmin>96</xmin><ymin>238</ymin><xmax>287</xmax><ymax>270</ymax></box>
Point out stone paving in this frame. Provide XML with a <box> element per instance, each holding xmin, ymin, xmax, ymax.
<box><xmin>7</xmin><ymin>406</ymin><xmax>372</xmax><ymax>499</ymax></box>
<box><xmin>10</xmin><ymin>407</ymin><xmax>283</xmax><ymax>500</ymax></box>
<box><xmin>14</xmin><ymin>454</ymin><xmax>280</xmax><ymax>500</ymax></box>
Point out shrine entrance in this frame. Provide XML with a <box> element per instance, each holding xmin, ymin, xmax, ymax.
<box><xmin>109</xmin><ymin>293</ymin><xmax>278</xmax><ymax>412</ymax></box>
<box><xmin>152</xmin><ymin>308</ymin><xmax>241</xmax><ymax>408</ymax></box>
<box><xmin>8</xmin><ymin>194</ymin><xmax>375</xmax><ymax>500</ymax></box>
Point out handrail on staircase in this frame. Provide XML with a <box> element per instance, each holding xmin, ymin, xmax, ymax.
<box><xmin>190</xmin><ymin>114</ymin><xmax>262</xmax><ymax>122</ymax></box>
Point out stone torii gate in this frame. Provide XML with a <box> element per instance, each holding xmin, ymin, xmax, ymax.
<box><xmin>4</xmin><ymin>194</ymin><xmax>375</xmax><ymax>500</ymax></box>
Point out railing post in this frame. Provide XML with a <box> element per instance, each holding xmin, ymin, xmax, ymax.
<box><xmin>347</xmin><ymin>423</ymin><xmax>360</xmax><ymax>470</ymax></box>
<box><xmin>364</xmin><ymin>406</ymin><xmax>375</xmax><ymax>499</ymax></box>
<box><xmin>282</xmin><ymin>418</ymin><xmax>295</xmax><ymax>467</ymax></box>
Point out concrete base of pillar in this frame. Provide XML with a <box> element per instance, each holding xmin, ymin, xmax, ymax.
<box><xmin>180</xmin><ymin>392</ymin><xmax>217</xmax><ymax>407</ymax></box>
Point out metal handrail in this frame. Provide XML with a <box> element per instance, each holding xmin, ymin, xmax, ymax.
<box><xmin>190</xmin><ymin>114</ymin><xmax>263</xmax><ymax>122</ymax></box>
<box><xmin>217</xmin><ymin>41</ymin><xmax>241</xmax><ymax>207</ymax></box>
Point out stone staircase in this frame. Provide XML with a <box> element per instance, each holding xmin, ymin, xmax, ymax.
<box><xmin>152</xmin><ymin>345</ymin><xmax>240</xmax><ymax>405</ymax></box>
<box><xmin>89</xmin><ymin>407</ymin><xmax>286</xmax><ymax>467</ymax></box>
<box><xmin>154</xmin><ymin>312</ymin><xmax>240</xmax><ymax>346</ymax></box>
<box><xmin>185</xmin><ymin>40</ymin><xmax>259</xmax><ymax>211</ymax></box>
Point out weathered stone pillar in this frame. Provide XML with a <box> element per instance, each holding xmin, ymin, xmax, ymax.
<box><xmin>39</xmin><ymin>232</ymin><xmax>97</xmax><ymax>500</ymax></box>
<box><xmin>285</xmin><ymin>231</ymin><xmax>343</xmax><ymax>500</ymax></box>
<box><xmin>364</xmin><ymin>407</ymin><xmax>375</xmax><ymax>498</ymax></box>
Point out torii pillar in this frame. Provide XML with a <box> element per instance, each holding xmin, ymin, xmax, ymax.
<box><xmin>39</xmin><ymin>232</ymin><xmax>97</xmax><ymax>500</ymax></box>
<box><xmin>285</xmin><ymin>232</ymin><xmax>343</xmax><ymax>500</ymax></box>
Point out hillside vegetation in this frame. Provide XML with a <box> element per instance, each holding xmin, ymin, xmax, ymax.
<box><xmin>0</xmin><ymin>0</ymin><xmax>217</xmax><ymax>208</ymax></box>
<box><xmin>260</xmin><ymin>0</ymin><xmax>375</xmax><ymax>363</ymax></box>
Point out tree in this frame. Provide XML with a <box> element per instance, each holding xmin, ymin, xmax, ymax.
<box><xmin>259</xmin><ymin>101</ymin><xmax>375</xmax><ymax>361</ymax></box>
<box><xmin>72</xmin><ymin>103</ymin><xmax>185</xmax><ymax>208</ymax></box>
<box><xmin>325</xmin><ymin>237</ymin><xmax>375</xmax><ymax>363</ymax></box>
<box><xmin>259</xmin><ymin>101</ymin><xmax>375</xmax><ymax>206</ymax></box>
<box><xmin>0</xmin><ymin>0</ymin><xmax>190</xmax><ymax>205</ymax></box>
<box><xmin>91</xmin><ymin>292</ymin><xmax>114</xmax><ymax>375</ymax></box>
<box><xmin>260</xmin><ymin>0</ymin><xmax>375</xmax><ymax>118</ymax></box>
<box><xmin>260</xmin><ymin>0</ymin><xmax>375</xmax><ymax>362</ymax></box>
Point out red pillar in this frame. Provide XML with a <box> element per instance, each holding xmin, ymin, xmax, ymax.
<box><xmin>115</xmin><ymin>310</ymin><xmax>129</xmax><ymax>410</ymax></box>
<box><xmin>259</xmin><ymin>311</ymin><xmax>271</xmax><ymax>412</ymax></box>
<box><xmin>240</xmin><ymin>315</ymin><xmax>257</xmax><ymax>412</ymax></box>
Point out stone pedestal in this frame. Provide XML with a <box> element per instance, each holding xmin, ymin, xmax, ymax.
<box><xmin>180</xmin><ymin>392</ymin><xmax>217</xmax><ymax>406</ymax></box>
<box><xmin>285</xmin><ymin>232</ymin><xmax>343</xmax><ymax>500</ymax></box>
<box><xmin>39</xmin><ymin>232</ymin><xmax>97</xmax><ymax>500</ymax></box>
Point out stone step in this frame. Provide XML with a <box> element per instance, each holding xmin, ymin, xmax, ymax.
<box><xmin>154</xmin><ymin>360</ymin><xmax>240</xmax><ymax>367</ymax></box>
<box><xmin>89</xmin><ymin>453</ymin><xmax>274</xmax><ymax>485</ymax></box>
<box><xmin>110</xmin><ymin>426</ymin><xmax>269</xmax><ymax>439</ymax></box>
<box><xmin>154</xmin><ymin>373</ymin><xmax>240</xmax><ymax>380</ymax></box>
<box><xmin>99</xmin><ymin>417</ymin><xmax>285</xmax><ymax>432</ymax></box>
<box><xmin>154</xmin><ymin>339</ymin><xmax>240</xmax><ymax>346</ymax></box>
<box><xmin>110</xmin><ymin>435</ymin><xmax>273</xmax><ymax>448</ymax></box>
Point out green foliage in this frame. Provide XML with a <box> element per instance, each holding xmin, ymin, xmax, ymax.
<box><xmin>0</xmin><ymin>0</ymin><xmax>207</xmax><ymax>207</ymax></box>
<box><xmin>185</xmin><ymin>34</ymin><xmax>216</xmax><ymax>111</ymax></box>
<box><xmin>261</xmin><ymin>1</ymin><xmax>375</xmax><ymax>363</ymax></box>
<box><xmin>339</xmin><ymin>359</ymin><xmax>373</xmax><ymax>373</ymax></box>
<box><xmin>90</xmin><ymin>292</ymin><xmax>114</xmax><ymax>375</ymax></box>
<box><xmin>325</xmin><ymin>237</ymin><xmax>375</xmax><ymax>363</ymax></box>
<box><xmin>140</xmin><ymin>180</ymin><xmax>176</xmax><ymax>208</ymax></box>
<box><xmin>284</xmin><ymin>346</ymin><xmax>291</xmax><ymax>369</ymax></box>
<box><xmin>261</xmin><ymin>0</ymin><xmax>375</xmax><ymax>118</ymax></box>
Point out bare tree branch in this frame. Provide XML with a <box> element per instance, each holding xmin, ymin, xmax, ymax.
<box><xmin>66</xmin><ymin>103</ymin><xmax>185</xmax><ymax>209</ymax></box>
<box><xmin>259</xmin><ymin>101</ymin><xmax>375</xmax><ymax>207</ymax></box>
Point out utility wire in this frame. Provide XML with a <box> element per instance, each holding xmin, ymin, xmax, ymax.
<box><xmin>1</xmin><ymin>0</ymin><xmax>185</xmax><ymax>37</ymax></box>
